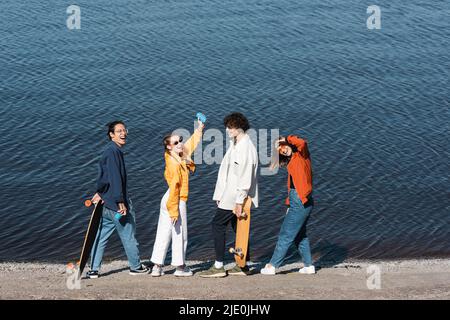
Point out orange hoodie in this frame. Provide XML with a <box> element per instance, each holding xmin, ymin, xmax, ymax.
<box><xmin>285</xmin><ymin>135</ymin><xmax>313</xmax><ymax>206</ymax></box>
<box><xmin>164</xmin><ymin>128</ymin><xmax>202</xmax><ymax>219</ymax></box>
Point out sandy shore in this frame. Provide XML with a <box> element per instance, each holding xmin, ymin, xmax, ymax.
<box><xmin>0</xmin><ymin>259</ymin><xmax>449</xmax><ymax>300</ymax></box>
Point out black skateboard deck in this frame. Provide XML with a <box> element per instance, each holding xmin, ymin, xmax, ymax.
<box><xmin>78</xmin><ymin>200</ymin><xmax>103</xmax><ymax>278</ymax></box>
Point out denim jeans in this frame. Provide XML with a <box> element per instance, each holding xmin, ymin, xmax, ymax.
<box><xmin>269</xmin><ymin>190</ymin><xmax>314</xmax><ymax>268</ymax></box>
<box><xmin>90</xmin><ymin>201</ymin><xmax>141</xmax><ymax>271</ymax></box>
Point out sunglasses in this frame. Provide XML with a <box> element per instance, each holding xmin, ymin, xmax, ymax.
<box><xmin>114</xmin><ymin>129</ymin><xmax>128</xmax><ymax>134</ymax></box>
<box><xmin>171</xmin><ymin>136</ymin><xmax>183</xmax><ymax>145</ymax></box>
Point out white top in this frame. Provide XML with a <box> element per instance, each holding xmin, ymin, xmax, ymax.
<box><xmin>213</xmin><ymin>134</ymin><xmax>259</xmax><ymax>210</ymax></box>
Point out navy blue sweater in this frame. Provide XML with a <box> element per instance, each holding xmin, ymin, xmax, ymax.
<box><xmin>96</xmin><ymin>141</ymin><xmax>128</xmax><ymax>212</ymax></box>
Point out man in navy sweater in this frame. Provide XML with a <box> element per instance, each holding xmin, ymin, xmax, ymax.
<box><xmin>87</xmin><ymin>121</ymin><xmax>149</xmax><ymax>278</ymax></box>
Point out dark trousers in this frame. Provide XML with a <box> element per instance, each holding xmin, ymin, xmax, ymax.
<box><xmin>212</xmin><ymin>208</ymin><xmax>251</xmax><ymax>263</ymax></box>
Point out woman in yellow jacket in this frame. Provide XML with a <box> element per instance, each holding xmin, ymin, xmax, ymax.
<box><xmin>150</xmin><ymin>119</ymin><xmax>204</xmax><ymax>277</ymax></box>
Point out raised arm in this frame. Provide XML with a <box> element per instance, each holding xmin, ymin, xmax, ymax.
<box><xmin>286</xmin><ymin>135</ymin><xmax>306</xmax><ymax>152</ymax></box>
<box><xmin>286</xmin><ymin>135</ymin><xmax>310</xmax><ymax>158</ymax></box>
<box><xmin>184</xmin><ymin>121</ymin><xmax>204</xmax><ymax>157</ymax></box>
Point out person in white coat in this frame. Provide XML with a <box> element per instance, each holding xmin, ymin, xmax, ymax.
<box><xmin>199</xmin><ymin>112</ymin><xmax>258</xmax><ymax>278</ymax></box>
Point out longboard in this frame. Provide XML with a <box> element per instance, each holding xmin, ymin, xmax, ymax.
<box><xmin>229</xmin><ymin>197</ymin><xmax>252</xmax><ymax>268</ymax></box>
<box><xmin>77</xmin><ymin>199</ymin><xmax>103</xmax><ymax>278</ymax></box>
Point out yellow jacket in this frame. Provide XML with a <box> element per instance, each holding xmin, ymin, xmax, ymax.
<box><xmin>164</xmin><ymin>128</ymin><xmax>202</xmax><ymax>218</ymax></box>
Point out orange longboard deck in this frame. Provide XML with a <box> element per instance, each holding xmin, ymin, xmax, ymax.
<box><xmin>230</xmin><ymin>197</ymin><xmax>252</xmax><ymax>268</ymax></box>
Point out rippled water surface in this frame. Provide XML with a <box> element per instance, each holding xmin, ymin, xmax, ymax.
<box><xmin>0</xmin><ymin>0</ymin><xmax>449</xmax><ymax>263</ymax></box>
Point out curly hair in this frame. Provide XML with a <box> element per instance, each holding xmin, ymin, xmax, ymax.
<box><xmin>223</xmin><ymin>112</ymin><xmax>250</xmax><ymax>132</ymax></box>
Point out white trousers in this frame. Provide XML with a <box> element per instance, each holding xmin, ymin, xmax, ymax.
<box><xmin>151</xmin><ymin>189</ymin><xmax>188</xmax><ymax>266</ymax></box>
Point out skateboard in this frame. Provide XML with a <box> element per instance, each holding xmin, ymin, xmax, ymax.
<box><xmin>229</xmin><ymin>197</ymin><xmax>252</xmax><ymax>268</ymax></box>
<box><xmin>77</xmin><ymin>199</ymin><xmax>104</xmax><ymax>278</ymax></box>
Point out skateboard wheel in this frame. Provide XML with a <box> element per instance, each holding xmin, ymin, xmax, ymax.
<box><xmin>84</xmin><ymin>199</ymin><xmax>92</xmax><ymax>207</ymax></box>
<box><xmin>229</xmin><ymin>248</ymin><xmax>235</xmax><ymax>254</ymax></box>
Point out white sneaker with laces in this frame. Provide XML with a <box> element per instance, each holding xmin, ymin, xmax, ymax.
<box><xmin>151</xmin><ymin>265</ymin><xmax>165</xmax><ymax>277</ymax></box>
<box><xmin>298</xmin><ymin>265</ymin><xmax>315</xmax><ymax>274</ymax></box>
<box><xmin>260</xmin><ymin>264</ymin><xmax>276</xmax><ymax>275</ymax></box>
<box><xmin>174</xmin><ymin>266</ymin><xmax>193</xmax><ymax>277</ymax></box>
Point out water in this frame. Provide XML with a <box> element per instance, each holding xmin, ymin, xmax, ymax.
<box><xmin>0</xmin><ymin>0</ymin><xmax>449</xmax><ymax>264</ymax></box>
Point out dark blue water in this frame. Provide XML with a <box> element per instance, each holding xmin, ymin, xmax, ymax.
<box><xmin>0</xmin><ymin>0</ymin><xmax>449</xmax><ymax>264</ymax></box>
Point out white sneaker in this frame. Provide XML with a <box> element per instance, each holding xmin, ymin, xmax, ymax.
<box><xmin>151</xmin><ymin>265</ymin><xmax>165</xmax><ymax>277</ymax></box>
<box><xmin>174</xmin><ymin>266</ymin><xmax>193</xmax><ymax>277</ymax></box>
<box><xmin>298</xmin><ymin>265</ymin><xmax>315</xmax><ymax>274</ymax></box>
<box><xmin>260</xmin><ymin>264</ymin><xmax>276</xmax><ymax>275</ymax></box>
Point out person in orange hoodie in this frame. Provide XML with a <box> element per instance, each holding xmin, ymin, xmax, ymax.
<box><xmin>150</xmin><ymin>118</ymin><xmax>204</xmax><ymax>277</ymax></box>
<box><xmin>261</xmin><ymin>134</ymin><xmax>315</xmax><ymax>275</ymax></box>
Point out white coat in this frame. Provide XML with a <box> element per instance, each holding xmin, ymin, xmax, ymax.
<box><xmin>213</xmin><ymin>134</ymin><xmax>259</xmax><ymax>210</ymax></box>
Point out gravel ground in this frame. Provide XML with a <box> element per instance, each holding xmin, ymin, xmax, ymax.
<box><xmin>0</xmin><ymin>259</ymin><xmax>449</xmax><ymax>300</ymax></box>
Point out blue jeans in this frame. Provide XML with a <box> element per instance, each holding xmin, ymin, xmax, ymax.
<box><xmin>90</xmin><ymin>202</ymin><xmax>141</xmax><ymax>271</ymax></box>
<box><xmin>269</xmin><ymin>190</ymin><xmax>314</xmax><ymax>268</ymax></box>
